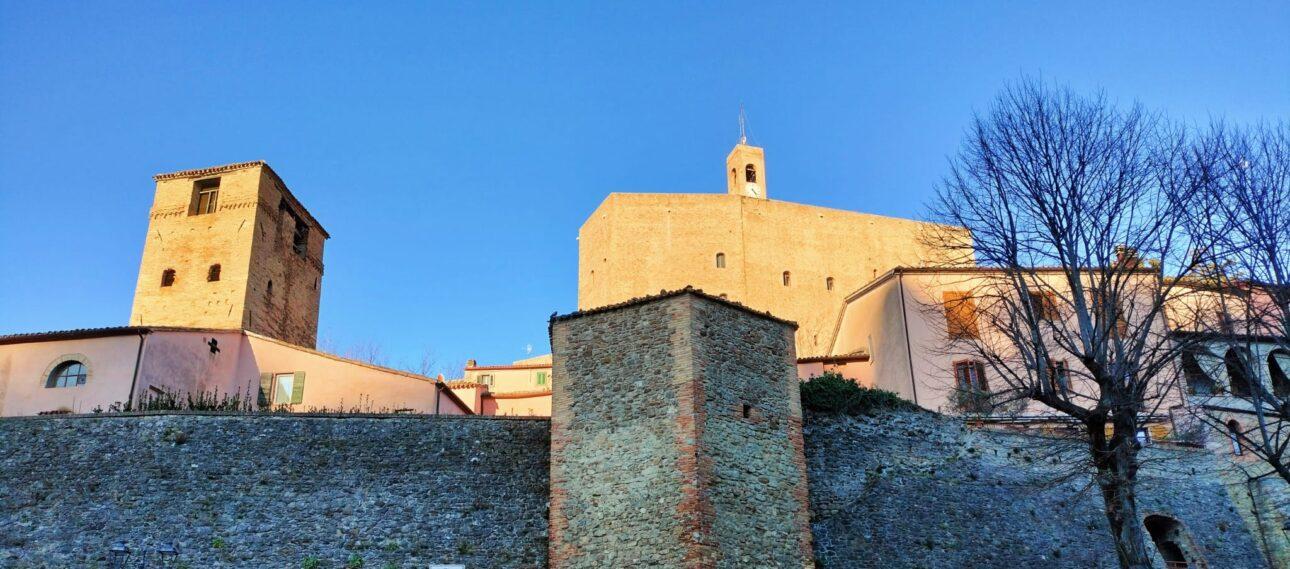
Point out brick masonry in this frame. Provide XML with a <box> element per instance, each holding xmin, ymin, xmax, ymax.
<box><xmin>549</xmin><ymin>289</ymin><xmax>814</xmax><ymax>568</ymax></box>
<box><xmin>129</xmin><ymin>162</ymin><xmax>325</xmax><ymax>348</ymax></box>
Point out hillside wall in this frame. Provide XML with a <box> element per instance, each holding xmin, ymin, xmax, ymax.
<box><xmin>806</xmin><ymin>411</ymin><xmax>1270</xmax><ymax>568</ymax></box>
<box><xmin>0</xmin><ymin>413</ymin><xmax>549</xmax><ymax>569</ymax></box>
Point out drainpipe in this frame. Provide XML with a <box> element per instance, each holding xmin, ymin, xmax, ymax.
<box><xmin>127</xmin><ymin>330</ymin><xmax>148</xmax><ymax>408</ymax></box>
<box><xmin>433</xmin><ymin>381</ymin><xmax>441</xmax><ymax>416</ymax></box>
<box><xmin>897</xmin><ymin>272</ymin><xmax>920</xmax><ymax>405</ymax></box>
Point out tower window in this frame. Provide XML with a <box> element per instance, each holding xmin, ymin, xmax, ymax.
<box><xmin>207</xmin><ymin>264</ymin><xmax>221</xmax><ymax>282</ymax></box>
<box><xmin>266</xmin><ymin>280</ymin><xmax>274</xmax><ymax>300</ymax></box>
<box><xmin>745</xmin><ymin>164</ymin><xmax>757</xmax><ymax>183</ymax></box>
<box><xmin>826</xmin><ymin>277</ymin><xmax>834</xmax><ymax>291</ymax></box>
<box><xmin>161</xmin><ymin>269</ymin><xmax>176</xmax><ymax>287</ymax></box>
<box><xmin>192</xmin><ymin>178</ymin><xmax>220</xmax><ymax>215</ymax></box>
<box><xmin>782</xmin><ymin>271</ymin><xmax>791</xmax><ymax>286</ymax></box>
<box><xmin>742</xmin><ymin>404</ymin><xmax>752</xmax><ymax>419</ymax></box>
<box><xmin>292</xmin><ymin>219</ymin><xmax>309</xmax><ymax>255</ymax></box>
<box><xmin>716</xmin><ymin>253</ymin><xmax>726</xmax><ymax>268</ymax></box>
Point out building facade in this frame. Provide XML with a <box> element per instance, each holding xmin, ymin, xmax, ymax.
<box><xmin>577</xmin><ymin>141</ymin><xmax>971</xmax><ymax>357</ymax></box>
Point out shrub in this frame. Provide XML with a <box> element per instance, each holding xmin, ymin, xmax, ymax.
<box><xmin>799</xmin><ymin>372</ymin><xmax>918</xmax><ymax>415</ymax></box>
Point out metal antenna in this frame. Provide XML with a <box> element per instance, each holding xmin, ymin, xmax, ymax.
<box><xmin>738</xmin><ymin>105</ymin><xmax>748</xmax><ymax>144</ymax></box>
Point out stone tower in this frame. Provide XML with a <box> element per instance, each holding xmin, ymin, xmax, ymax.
<box><xmin>549</xmin><ymin>288</ymin><xmax>814</xmax><ymax>568</ymax></box>
<box><xmin>129</xmin><ymin>161</ymin><xmax>327</xmax><ymax>348</ymax></box>
<box><xmin>726</xmin><ymin>142</ymin><xmax>766</xmax><ymax>199</ymax></box>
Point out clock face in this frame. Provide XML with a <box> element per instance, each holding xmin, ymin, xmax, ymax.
<box><xmin>746</xmin><ymin>183</ymin><xmax>760</xmax><ymax>197</ymax></box>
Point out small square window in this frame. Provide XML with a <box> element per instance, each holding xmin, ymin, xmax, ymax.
<box><xmin>193</xmin><ymin>178</ymin><xmax>220</xmax><ymax>215</ymax></box>
<box><xmin>274</xmin><ymin>373</ymin><xmax>294</xmax><ymax>404</ymax></box>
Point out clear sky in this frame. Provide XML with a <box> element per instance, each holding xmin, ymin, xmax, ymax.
<box><xmin>1</xmin><ymin>2</ymin><xmax>1286</xmax><ymax>373</ymax></box>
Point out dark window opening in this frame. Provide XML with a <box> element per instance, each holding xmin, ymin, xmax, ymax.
<box><xmin>1269</xmin><ymin>350</ymin><xmax>1290</xmax><ymax>398</ymax></box>
<box><xmin>1145</xmin><ymin>515</ymin><xmax>1200</xmax><ymax>568</ymax></box>
<box><xmin>1228</xmin><ymin>420</ymin><xmax>1244</xmax><ymax>455</ymax></box>
<box><xmin>1225</xmin><ymin>348</ymin><xmax>1253</xmax><ymax>397</ymax></box>
<box><xmin>716</xmin><ymin>253</ymin><xmax>726</xmax><ymax>268</ymax></box>
<box><xmin>161</xmin><ymin>269</ymin><xmax>176</xmax><ymax>287</ymax></box>
<box><xmin>826</xmin><ymin>277</ymin><xmax>835</xmax><ymax>291</ymax></box>
<box><xmin>266</xmin><ymin>280</ymin><xmax>274</xmax><ymax>300</ymax></box>
<box><xmin>193</xmin><ymin>178</ymin><xmax>220</xmax><ymax>215</ymax></box>
<box><xmin>1048</xmin><ymin>360</ymin><xmax>1069</xmax><ymax>393</ymax></box>
<box><xmin>745</xmin><ymin>164</ymin><xmax>757</xmax><ymax>183</ymax></box>
<box><xmin>292</xmin><ymin>219</ymin><xmax>309</xmax><ymax>255</ymax></box>
<box><xmin>207</xmin><ymin>264</ymin><xmax>221</xmax><ymax>282</ymax></box>
<box><xmin>742</xmin><ymin>404</ymin><xmax>752</xmax><ymax>419</ymax></box>
<box><xmin>782</xmin><ymin>271</ymin><xmax>791</xmax><ymax>286</ymax></box>
<box><xmin>1181</xmin><ymin>350</ymin><xmax>1218</xmax><ymax>395</ymax></box>
<box><xmin>46</xmin><ymin>361</ymin><xmax>88</xmax><ymax>388</ymax></box>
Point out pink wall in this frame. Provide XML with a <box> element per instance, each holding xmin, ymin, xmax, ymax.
<box><xmin>486</xmin><ymin>392</ymin><xmax>552</xmax><ymax>416</ymax></box>
<box><xmin>241</xmin><ymin>333</ymin><xmax>469</xmax><ymax>414</ymax></box>
<box><xmin>0</xmin><ymin>329</ymin><xmax>470</xmax><ymax>416</ymax></box>
<box><xmin>0</xmin><ymin>333</ymin><xmax>143</xmax><ymax>416</ymax></box>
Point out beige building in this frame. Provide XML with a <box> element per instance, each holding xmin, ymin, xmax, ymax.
<box><xmin>448</xmin><ymin>354</ymin><xmax>554</xmax><ymax>416</ymax></box>
<box><xmin>825</xmin><ymin>267</ymin><xmax>1185</xmax><ymax>423</ymax></box>
<box><xmin>577</xmin><ymin>141</ymin><xmax>969</xmax><ymax>356</ymax></box>
<box><xmin>129</xmin><ymin>161</ymin><xmax>326</xmax><ymax>348</ymax></box>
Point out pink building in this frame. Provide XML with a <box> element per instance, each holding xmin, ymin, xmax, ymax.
<box><xmin>0</xmin><ymin>327</ymin><xmax>471</xmax><ymax>416</ymax></box>
<box><xmin>0</xmin><ymin>161</ymin><xmax>473</xmax><ymax>417</ymax></box>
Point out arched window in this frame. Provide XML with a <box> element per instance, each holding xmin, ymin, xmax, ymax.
<box><xmin>1269</xmin><ymin>350</ymin><xmax>1290</xmax><ymax>398</ymax></box>
<box><xmin>1227</xmin><ymin>420</ymin><xmax>1243</xmax><ymax>455</ymax></box>
<box><xmin>1225</xmin><ymin>348</ymin><xmax>1253</xmax><ymax>397</ymax></box>
<box><xmin>46</xmin><ymin>361</ymin><xmax>87</xmax><ymax>388</ymax></box>
<box><xmin>745</xmin><ymin>164</ymin><xmax>757</xmax><ymax>183</ymax></box>
<box><xmin>1180</xmin><ymin>349</ymin><xmax>1217</xmax><ymax>395</ymax></box>
<box><xmin>207</xmin><ymin>264</ymin><xmax>222</xmax><ymax>282</ymax></box>
<box><xmin>826</xmin><ymin>277</ymin><xmax>835</xmax><ymax>291</ymax></box>
<box><xmin>782</xmin><ymin>271</ymin><xmax>791</xmax><ymax>286</ymax></box>
<box><xmin>266</xmin><ymin>280</ymin><xmax>274</xmax><ymax>300</ymax></box>
<box><xmin>160</xmin><ymin>269</ymin><xmax>176</xmax><ymax>287</ymax></box>
<box><xmin>715</xmin><ymin>253</ymin><xmax>726</xmax><ymax>268</ymax></box>
<box><xmin>1144</xmin><ymin>515</ymin><xmax>1201</xmax><ymax>567</ymax></box>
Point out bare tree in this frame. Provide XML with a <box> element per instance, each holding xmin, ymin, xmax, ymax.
<box><xmin>924</xmin><ymin>79</ymin><xmax>1210</xmax><ymax>568</ymax></box>
<box><xmin>1182</xmin><ymin>123</ymin><xmax>1290</xmax><ymax>485</ymax></box>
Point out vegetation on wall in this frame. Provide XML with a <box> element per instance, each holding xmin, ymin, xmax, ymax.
<box><xmin>799</xmin><ymin>372</ymin><xmax>918</xmax><ymax>416</ymax></box>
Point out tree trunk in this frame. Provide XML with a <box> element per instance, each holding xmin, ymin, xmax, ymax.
<box><xmin>1090</xmin><ymin>421</ymin><xmax>1154</xmax><ymax>569</ymax></box>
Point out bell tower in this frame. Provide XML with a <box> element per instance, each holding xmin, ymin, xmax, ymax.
<box><xmin>726</xmin><ymin>112</ymin><xmax>766</xmax><ymax>199</ymax></box>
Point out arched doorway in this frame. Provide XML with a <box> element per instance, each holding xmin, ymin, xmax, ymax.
<box><xmin>1144</xmin><ymin>515</ymin><xmax>1202</xmax><ymax>567</ymax></box>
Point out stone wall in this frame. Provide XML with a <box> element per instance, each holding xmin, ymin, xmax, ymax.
<box><xmin>549</xmin><ymin>289</ymin><xmax>813</xmax><ymax>568</ymax></box>
<box><xmin>806</xmin><ymin>411</ymin><xmax>1271</xmax><ymax>568</ymax></box>
<box><xmin>0</xmin><ymin>383</ymin><xmax>1274</xmax><ymax>568</ymax></box>
<box><xmin>0</xmin><ymin>413</ymin><xmax>549</xmax><ymax>568</ymax></box>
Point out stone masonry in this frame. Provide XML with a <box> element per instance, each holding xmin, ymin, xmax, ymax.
<box><xmin>0</xmin><ymin>413</ymin><xmax>549</xmax><ymax>568</ymax></box>
<box><xmin>549</xmin><ymin>288</ymin><xmax>814</xmax><ymax>568</ymax></box>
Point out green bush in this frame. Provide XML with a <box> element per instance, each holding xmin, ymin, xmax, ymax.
<box><xmin>799</xmin><ymin>372</ymin><xmax>918</xmax><ymax>415</ymax></box>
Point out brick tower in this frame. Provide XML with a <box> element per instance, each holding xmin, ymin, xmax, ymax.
<box><xmin>129</xmin><ymin>161</ymin><xmax>327</xmax><ymax>348</ymax></box>
<box><xmin>549</xmin><ymin>288</ymin><xmax>814</xmax><ymax>568</ymax></box>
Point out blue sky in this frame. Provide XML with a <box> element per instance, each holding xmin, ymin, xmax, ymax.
<box><xmin>1</xmin><ymin>2</ymin><xmax>1286</xmax><ymax>372</ymax></box>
